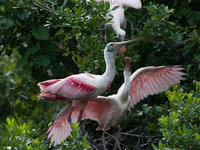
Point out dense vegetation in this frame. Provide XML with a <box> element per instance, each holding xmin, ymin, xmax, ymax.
<box><xmin>1</xmin><ymin>0</ymin><xmax>200</xmax><ymax>149</ymax></box>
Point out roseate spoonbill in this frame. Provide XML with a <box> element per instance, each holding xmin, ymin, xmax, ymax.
<box><xmin>38</xmin><ymin>37</ymin><xmax>147</xmax><ymax>147</ymax></box>
<box><xmin>87</xmin><ymin>0</ymin><xmax>142</xmax><ymax>53</ymax></box>
<box><xmin>46</xmin><ymin>57</ymin><xmax>132</xmax><ymax>148</ymax></box>
<box><xmin>45</xmin><ymin>61</ymin><xmax>186</xmax><ymax>148</ymax></box>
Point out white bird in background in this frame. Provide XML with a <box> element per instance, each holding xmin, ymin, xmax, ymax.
<box><xmin>45</xmin><ymin>58</ymin><xmax>186</xmax><ymax>149</ymax></box>
<box><xmin>87</xmin><ymin>0</ymin><xmax>142</xmax><ymax>54</ymax></box>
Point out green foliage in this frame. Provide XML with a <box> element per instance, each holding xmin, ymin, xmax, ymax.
<box><xmin>153</xmin><ymin>82</ymin><xmax>200</xmax><ymax>149</ymax></box>
<box><xmin>61</xmin><ymin>123</ymin><xmax>91</xmax><ymax>150</ymax></box>
<box><xmin>1</xmin><ymin>0</ymin><xmax>200</xmax><ymax>149</ymax></box>
<box><xmin>2</xmin><ymin>118</ymin><xmax>45</xmax><ymax>150</ymax></box>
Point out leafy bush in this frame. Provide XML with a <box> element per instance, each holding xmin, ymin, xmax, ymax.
<box><xmin>1</xmin><ymin>0</ymin><xmax>200</xmax><ymax>149</ymax></box>
<box><xmin>153</xmin><ymin>82</ymin><xmax>200</xmax><ymax>149</ymax></box>
<box><xmin>2</xmin><ymin>118</ymin><xmax>90</xmax><ymax>150</ymax></box>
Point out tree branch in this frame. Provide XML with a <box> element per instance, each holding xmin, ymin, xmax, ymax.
<box><xmin>30</xmin><ymin>0</ymin><xmax>52</xmax><ymax>12</ymax></box>
<box><xmin>61</xmin><ymin>0</ymin><xmax>69</xmax><ymax>9</ymax></box>
<box><xmin>133</xmin><ymin>11</ymin><xmax>150</xmax><ymax>35</ymax></box>
<box><xmin>171</xmin><ymin>38</ymin><xmax>194</xmax><ymax>50</ymax></box>
<box><xmin>0</xmin><ymin>44</ymin><xmax>6</xmax><ymax>57</ymax></box>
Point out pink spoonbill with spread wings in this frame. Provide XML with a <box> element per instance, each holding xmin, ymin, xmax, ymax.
<box><xmin>87</xmin><ymin>0</ymin><xmax>142</xmax><ymax>53</ymax></box>
<box><xmin>38</xmin><ymin>37</ymin><xmax>147</xmax><ymax>147</ymax></box>
<box><xmin>45</xmin><ymin>58</ymin><xmax>186</xmax><ymax>149</ymax></box>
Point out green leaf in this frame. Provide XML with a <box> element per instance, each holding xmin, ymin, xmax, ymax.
<box><xmin>187</xmin><ymin>11</ymin><xmax>195</xmax><ymax>25</ymax></box>
<box><xmin>32</xmin><ymin>25</ymin><xmax>49</xmax><ymax>40</ymax></box>
<box><xmin>180</xmin><ymin>6</ymin><xmax>191</xmax><ymax>16</ymax></box>
<box><xmin>105</xmin><ymin>1</ymin><xmax>110</xmax><ymax>10</ymax></box>
<box><xmin>0</xmin><ymin>18</ymin><xmax>14</xmax><ymax>28</ymax></box>
<box><xmin>33</xmin><ymin>55</ymin><xmax>51</xmax><ymax>67</ymax></box>
<box><xmin>26</xmin><ymin>43</ymin><xmax>40</xmax><ymax>56</ymax></box>
<box><xmin>142</xmin><ymin>104</ymin><xmax>150</xmax><ymax>114</ymax></box>
<box><xmin>17</xmin><ymin>10</ymin><xmax>32</xmax><ymax>20</ymax></box>
<box><xmin>173</xmin><ymin>10</ymin><xmax>183</xmax><ymax>18</ymax></box>
<box><xmin>112</xmin><ymin>6</ymin><xmax>119</xmax><ymax>11</ymax></box>
<box><xmin>16</xmin><ymin>54</ymin><xmax>28</xmax><ymax>68</ymax></box>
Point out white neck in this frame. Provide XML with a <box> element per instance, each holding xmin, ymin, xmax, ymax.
<box><xmin>97</xmin><ymin>50</ymin><xmax>116</xmax><ymax>93</ymax></box>
<box><xmin>102</xmin><ymin>51</ymin><xmax>116</xmax><ymax>83</ymax></box>
<box><xmin>119</xmin><ymin>71</ymin><xmax>131</xmax><ymax>103</ymax></box>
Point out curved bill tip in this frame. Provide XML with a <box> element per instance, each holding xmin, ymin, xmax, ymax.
<box><xmin>114</xmin><ymin>36</ymin><xmax>148</xmax><ymax>45</ymax></box>
<box><xmin>124</xmin><ymin>57</ymin><xmax>132</xmax><ymax>63</ymax></box>
<box><xmin>118</xmin><ymin>45</ymin><xmax>126</xmax><ymax>54</ymax></box>
<box><xmin>124</xmin><ymin>57</ymin><xmax>132</xmax><ymax>72</ymax></box>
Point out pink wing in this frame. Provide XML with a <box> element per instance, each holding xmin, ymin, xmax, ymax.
<box><xmin>47</xmin><ymin>97</ymin><xmax>111</xmax><ymax>145</ymax></box>
<box><xmin>38</xmin><ymin>79</ymin><xmax>60</xmax><ymax>90</ymax></box>
<box><xmin>128</xmin><ymin>65</ymin><xmax>186</xmax><ymax>110</ymax></box>
<box><xmin>38</xmin><ymin>74</ymin><xmax>97</xmax><ymax>101</ymax></box>
<box><xmin>114</xmin><ymin>0</ymin><xmax>142</xmax><ymax>9</ymax></box>
<box><xmin>82</xmin><ymin>96</ymin><xmax>111</xmax><ymax>121</ymax></box>
<box><xmin>47</xmin><ymin>103</ymin><xmax>74</xmax><ymax>145</ymax></box>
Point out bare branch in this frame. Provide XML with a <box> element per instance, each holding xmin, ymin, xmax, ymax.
<box><xmin>171</xmin><ymin>38</ymin><xmax>194</xmax><ymax>50</ymax></box>
<box><xmin>105</xmin><ymin>131</ymin><xmax>129</xmax><ymax>150</ymax></box>
<box><xmin>61</xmin><ymin>0</ymin><xmax>69</xmax><ymax>9</ymax></box>
<box><xmin>120</xmin><ymin>132</ymin><xmax>157</xmax><ymax>138</ymax></box>
<box><xmin>127</xmin><ymin>18</ymin><xmax>134</xmax><ymax>37</ymax></box>
<box><xmin>133</xmin><ymin>11</ymin><xmax>150</xmax><ymax>35</ymax></box>
<box><xmin>30</xmin><ymin>0</ymin><xmax>52</xmax><ymax>12</ymax></box>
<box><xmin>0</xmin><ymin>44</ymin><xmax>6</xmax><ymax>57</ymax></box>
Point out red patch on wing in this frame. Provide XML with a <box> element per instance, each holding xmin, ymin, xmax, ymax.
<box><xmin>56</xmin><ymin>95</ymin><xmax>66</xmax><ymax>99</ymax></box>
<box><xmin>67</xmin><ymin>77</ymin><xmax>96</xmax><ymax>92</ymax></box>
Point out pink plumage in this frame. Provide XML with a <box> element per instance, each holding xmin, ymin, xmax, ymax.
<box><xmin>38</xmin><ymin>37</ymin><xmax>147</xmax><ymax>146</ymax></box>
<box><xmin>46</xmin><ymin>62</ymin><xmax>186</xmax><ymax>147</ymax></box>
<box><xmin>127</xmin><ymin>65</ymin><xmax>186</xmax><ymax>110</ymax></box>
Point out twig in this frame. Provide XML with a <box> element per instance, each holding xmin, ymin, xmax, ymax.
<box><xmin>133</xmin><ymin>138</ymin><xmax>140</xmax><ymax>150</ymax></box>
<box><xmin>0</xmin><ymin>44</ymin><xmax>6</xmax><ymax>57</ymax></box>
<box><xmin>123</xmin><ymin>127</ymin><xmax>142</xmax><ymax>134</ymax></box>
<box><xmin>120</xmin><ymin>132</ymin><xmax>157</xmax><ymax>138</ymax></box>
<box><xmin>61</xmin><ymin>0</ymin><xmax>69</xmax><ymax>9</ymax></box>
<box><xmin>133</xmin><ymin>11</ymin><xmax>150</xmax><ymax>35</ymax></box>
<box><xmin>105</xmin><ymin>131</ymin><xmax>129</xmax><ymax>150</ymax></box>
<box><xmin>127</xmin><ymin>18</ymin><xmax>134</xmax><ymax>37</ymax></box>
<box><xmin>171</xmin><ymin>38</ymin><xmax>194</xmax><ymax>50</ymax></box>
<box><xmin>30</xmin><ymin>0</ymin><xmax>52</xmax><ymax>12</ymax></box>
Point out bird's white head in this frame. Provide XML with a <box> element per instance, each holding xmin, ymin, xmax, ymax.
<box><xmin>105</xmin><ymin>36</ymin><xmax>148</xmax><ymax>55</ymax></box>
<box><xmin>117</xmin><ymin>30</ymin><xmax>126</xmax><ymax>42</ymax></box>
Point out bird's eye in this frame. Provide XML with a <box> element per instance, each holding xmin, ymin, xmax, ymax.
<box><xmin>110</xmin><ymin>44</ymin><xmax>113</xmax><ymax>46</ymax></box>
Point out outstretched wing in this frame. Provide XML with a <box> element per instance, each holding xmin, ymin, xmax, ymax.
<box><xmin>47</xmin><ymin>97</ymin><xmax>111</xmax><ymax>145</ymax></box>
<box><xmin>82</xmin><ymin>96</ymin><xmax>111</xmax><ymax>122</ymax></box>
<box><xmin>47</xmin><ymin>103</ymin><xmax>74</xmax><ymax>145</ymax></box>
<box><xmin>128</xmin><ymin>65</ymin><xmax>186</xmax><ymax>110</ymax></box>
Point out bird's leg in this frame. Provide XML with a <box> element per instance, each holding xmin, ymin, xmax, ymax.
<box><xmin>101</xmin><ymin>128</ymin><xmax>107</xmax><ymax>150</ymax></box>
<box><xmin>80</xmin><ymin>124</ymin><xmax>103</xmax><ymax>150</ymax></box>
<box><xmin>68</xmin><ymin>100</ymin><xmax>80</xmax><ymax>125</ymax></box>
<box><xmin>77</xmin><ymin>106</ymin><xmax>103</xmax><ymax>150</ymax></box>
<box><xmin>115</xmin><ymin>128</ymin><xmax>122</xmax><ymax>150</ymax></box>
<box><xmin>67</xmin><ymin>106</ymin><xmax>74</xmax><ymax>125</ymax></box>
